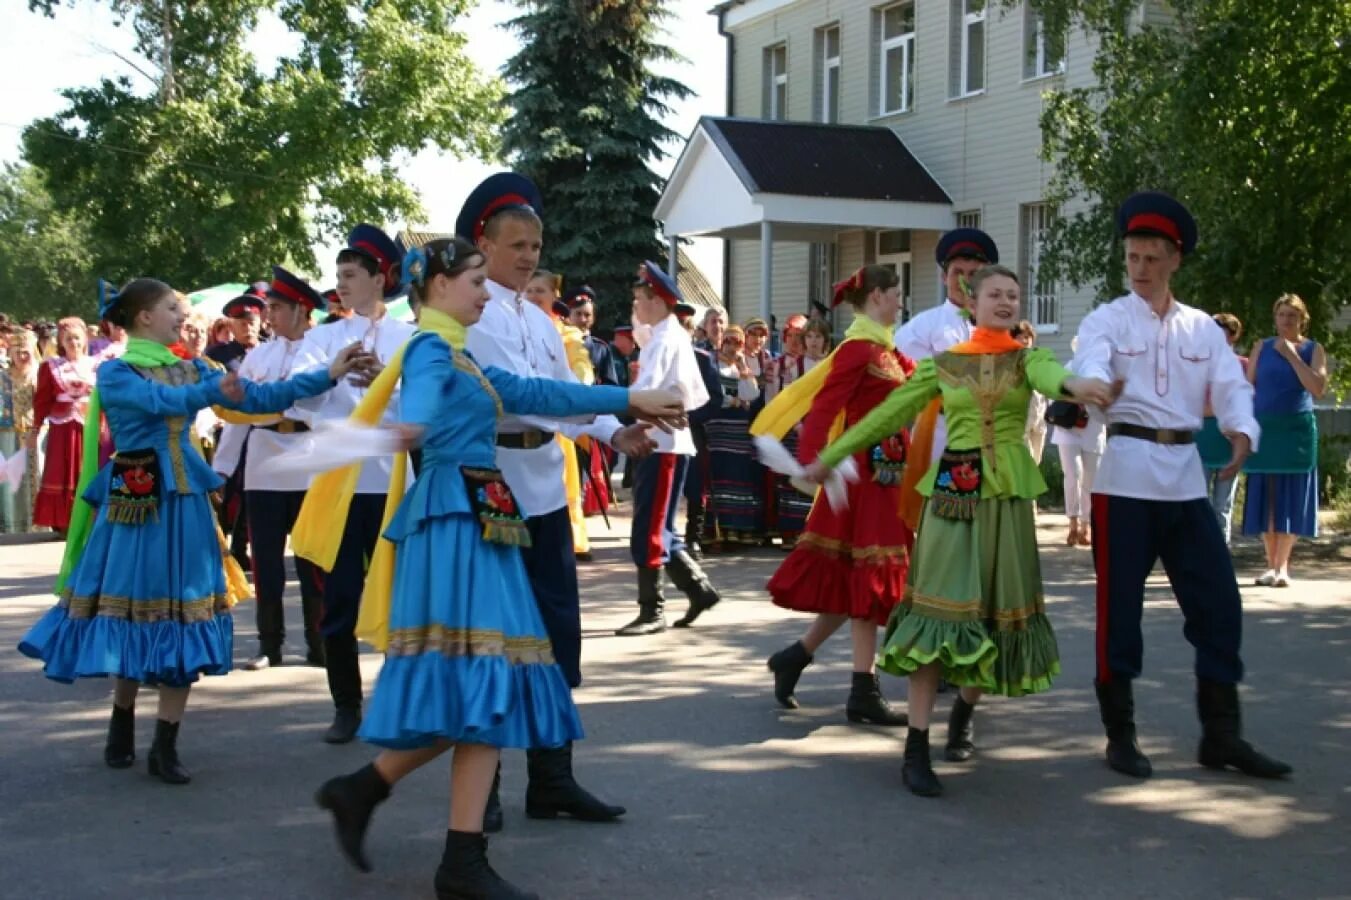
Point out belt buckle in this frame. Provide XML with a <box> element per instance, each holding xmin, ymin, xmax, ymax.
<box><xmin>522</xmin><ymin>430</ymin><xmax>542</xmax><ymax>450</ymax></box>
<box><xmin>1157</xmin><ymin>428</ymin><xmax>1178</xmax><ymax>444</ymax></box>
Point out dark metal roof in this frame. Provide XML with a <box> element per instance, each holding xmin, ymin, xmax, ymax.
<box><xmin>700</xmin><ymin>116</ymin><xmax>951</xmax><ymax>205</ymax></box>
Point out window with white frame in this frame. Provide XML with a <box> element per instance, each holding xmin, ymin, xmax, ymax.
<box><xmin>950</xmin><ymin>0</ymin><xmax>986</xmax><ymax>97</ymax></box>
<box><xmin>1021</xmin><ymin>203</ymin><xmax>1060</xmax><ymax>330</ymax></box>
<box><xmin>1023</xmin><ymin>4</ymin><xmax>1065</xmax><ymax>78</ymax></box>
<box><xmin>765</xmin><ymin>44</ymin><xmax>788</xmax><ymax>121</ymax></box>
<box><xmin>956</xmin><ymin>209</ymin><xmax>982</xmax><ymax>229</ymax></box>
<box><xmin>817</xmin><ymin>25</ymin><xmax>841</xmax><ymax>123</ymax></box>
<box><xmin>877</xmin><ymin>2</ymin><xmax>916</xmax><ymax>116</ymax></box>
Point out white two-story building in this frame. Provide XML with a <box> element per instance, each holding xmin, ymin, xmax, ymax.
<box><xmin>656</xmin><ymin>0</ymin><xmax>1174</xmax><ymax>357</ymax></box>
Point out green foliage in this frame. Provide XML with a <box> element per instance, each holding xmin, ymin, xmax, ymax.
<box><xmin>502</xmin><ymin>0</ymin><xmax>691</xmax><ymax>328</ymax></box>
<box><xmin>1018</xmin><ymin>0</ymin><xmax>1350</xmax><ymax>394</ymax></box>
<box><xmin>18</xmin><ymin>0</ymin><xmax>503</xmax><ymax>292</ymax></box>
<box><xmin>1038</xmin><ymin>447</ymin><xmax>1065</xmax><ymax>510</ymax></box>
<box><xmin>0</xmin><ymin>164</ymin><xmax>98</xmax><ymax>322</ymax></box>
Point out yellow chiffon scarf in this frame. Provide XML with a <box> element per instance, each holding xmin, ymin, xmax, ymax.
<box><xmin>290</xmin><ymin>306</ymin><xmax>467</xmax><ymax>652</ymax></box>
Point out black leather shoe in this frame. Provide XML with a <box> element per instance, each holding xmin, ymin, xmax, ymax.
<box><xmin>845</xmin><ymin>672</ymin><xmax>908</xmax><ymax>726</ymax></box>
<box><xmin>902</xmin><ymin>728</ymin><xmax>942</xmax><ymax>797</ymax></box>
<box><xmin>434</xmin><ymin>830</ymin><xmax>539</xmax><ymax>900</ymax></box>
<box><xmin>324</xmin><ymin>708</ymin><xmax>362</xmax><ymax>744</ymax></box>
<box><xmin>1196</xmin><ymin>679</ymin><xmax>1292</xmax><ymax>779</ymax></box>
<box><xmin>615</xmin><ymin>567</ymin><xmax>666</xmax><ymax>636</ymax></box>
<box><xmin>483</xmin><ymin>765</ymin><xmax>503</xmax><ymax>834</ymax></box>
<box><xmin>944</xmin><ymin>696</ymin><xmax>977</xmax><ymax>762</ymax></box>
<box><xmin>767</xmin><ymin>641</ymin><xmax>813</xmax><ymax>709</ymax></box>
<box><xmin>104</xmin><ymin>704</ymin><xmax>135</xmax><ymax>769</ymax></box>
<box><xmin>147</xmin><ymin>719</ymin><xmax>191</xmax><ymax>785</ymax></box>
<box><xmin>1095</xmin><ymin>679</ymin><xmax>1152</xmax><ymax>778</ymax></box>
<box><xmin>315</xmin><ymin>763</ymin><xmax>391</xmax><ymax>873</ymax></box>
<box><xmin>525</xmin><ymin>743</ymin><xmax>625</xmax><ymax>822</ymax></box>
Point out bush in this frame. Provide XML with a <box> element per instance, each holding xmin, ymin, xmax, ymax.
<box><xmin>1038</xmin><ymin>449</ymin><xmax>1066</xmax><ymax>511</ymax></box>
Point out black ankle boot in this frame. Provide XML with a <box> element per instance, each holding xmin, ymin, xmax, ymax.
<box><xmin>1196</xmin><ymin>679</ymin><xmax>1292</xmax><ymax>779</ymax></box>
<box><xmin>1095</xmin><ymin>679</ymin><xmax>1152</xmax><ymax>778</ymax></box>
<box><xmin>323</xmin><ymin>634</ymin><xmax>363</xmax><ymax>743</ymax></box>
<box><xmin>433</xmin><ymin>830</ymin><xmax>539</xmax><ymax>900</ymax></box>
<box><xmin>315</xmin><ymin>763</ymin><xmax>392</xmax><ymax>872</ymax></box>
<box><xmin>526</xmin><ymin>742</ymin><xmax>625</xmax><ymax>822</ymax></box>
<box><xmin>668</xmin><ymin>549</ymin><xmax>721</xmax><ymax>628</ymax></box>
<box><xmin>615</xmin><ymin>567</ymin><xmax>666</xmax><ymax>636</ymax></box>
<box><xmin>902</xmin><ymin>728</ymin><xmax>942</xmax><ymax>797</ymax></box>
<box><xmin>483</xmin><ymin>764</ymin><xmax>503</xmax><ymax>834</ymax></box>
<box><xmin>766</xmin><ymin>641</ymin><xmax>813</xmax><ymax>709</ymax></box>
<box><xmin>944</xmin><ymin>696</ymin><xmax>977</xmax><ymax>762</ymax></box>
<box><xmin>845</xmin><ymin>672</ymin><xmax>908</xmax><ymax>726</ymax></box>
<box><xmin>104</xmin><ymin>704</ymin><xmax>135</xmax><ymax>769</ymax></box>
<box><xmin>147</xmin><ymin>719</ymin><xmax>191</xmax><ymax>785</ymax></box>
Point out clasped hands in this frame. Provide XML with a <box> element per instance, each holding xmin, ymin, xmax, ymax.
<box><xmin>219</xmin><ymin>344</ymin><xmax>375</xmax><ymax>403</ymax></box>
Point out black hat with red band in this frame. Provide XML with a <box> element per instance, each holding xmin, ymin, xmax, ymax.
<box><xmin>222</xmin><ymin>282</ymin><xmax>269</xmax><ymax>319</ymax></box>
<box><xmin>266</xmin><ymin>266</ymin><xmax>326</xmax><ymax>314</ymax></box>
<box><xmin>343</xmin><ymin>224</ymin><xmax>403</xmax><ymax>298</ymax></box>
<box><xmin>1116</xmin><ymin>190</ymin><xmax>1197</xmax><ymax>255</ymax></box>
<box><xmin>455</xmin><ymin>173</ymin><xmax>545</xmax><ymax>244</ymax></box>
<box><xmin>935</xmin><ymin>228</ymin><xmax>999</xmax><ymax>268</ymax></box>
<box><xmin>634</xmin><ymin>260</ymin><xmax>681</xmax><ymax>307</ymax></box>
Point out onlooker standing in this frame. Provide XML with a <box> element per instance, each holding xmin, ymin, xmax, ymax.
<box><xmin>31</xmin><ymin>317</ymin><xmax>96</xmax><ymax>534</ymax></box>
<box><xmin>1050</xmin><ymin>410</ymin><xmax>1105</xmax><ymax>548</ymax></box>
<box><xmin>1198</xmin><ymin>313</ymin><xmax>1248</xmax><ymax>543</ymax></box>
<box><xmin>1242</xmin><ymin>294</ymin><xmax>1327</xmax><ymax>587</ymax></box>
<box><xmin>1014</xmin><ymin>321</ymin><xmax>1049</xmax><ymax>465</ymax></box>
<box><xmin>1</xmin><ymin>329</ymin><xmax>39</xmax><ymax>533</ymax></box>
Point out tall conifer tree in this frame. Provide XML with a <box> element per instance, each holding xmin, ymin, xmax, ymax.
<box><xmin>502</xmin><ymin>1</ymin><xmax>690</xmax><ymax>326</ymax></box>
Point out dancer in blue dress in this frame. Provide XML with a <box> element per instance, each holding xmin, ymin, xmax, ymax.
<box><xmin>312</xmin><ymin>238</ymin><xmax>683</xmax><ymax>900</ymax></box>
<box><xmin>18</xmin><ymin>278</ymin><xmax>363</xmax><ymax>784</ymax></box>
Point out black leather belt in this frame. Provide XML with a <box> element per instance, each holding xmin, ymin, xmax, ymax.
<box><xmin>1108</xmin><ymin>423</ymin><xmax>1195</xmax><ymax>445</ymax></box>
<box><xmin>257</xmin><ymin>420</ymin><xmax>311</xmax><ymax>434</ymax></box>
<box><xmin>496</xmin><ymin>430</ymin><xmax>555</xmax><ymax>450</ymax></box>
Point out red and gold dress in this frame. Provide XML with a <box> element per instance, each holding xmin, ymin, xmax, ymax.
<box><xmin>32</xmin><ymin>355</ymin><xmax>96</xmax><ymax>530</ymax></box>
<box><xmin>767</xmin><ymin>339</ymin><xmax>916</xmax><ymax>624</ymax></box>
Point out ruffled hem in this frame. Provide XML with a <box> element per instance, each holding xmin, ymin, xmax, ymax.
<box><xmin>875</xmin><ymin>608</ymin><xmax>1060</xmax><ymax>698</ymax></box>
<box><xmin>768</xmin><ymin>543</ymin><xmax>905</xmax><ymax>625</ymax></box>
<box><xmin>359</xmin><ymin>653</ymin><xmax>584</xmax><ymax>751</ymax></box>
<box><xmin>17</xmin><ymin>603</ymin><xmax>233</xmax><ymax>687</ymax></box>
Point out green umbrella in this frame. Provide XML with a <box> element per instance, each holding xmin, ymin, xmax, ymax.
<box><xmin>186</xmin><ymin>283</ymin><xmax>250</xmax><ymax>319</ymax></box>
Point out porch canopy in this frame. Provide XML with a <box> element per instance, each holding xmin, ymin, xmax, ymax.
<box><xmin>655</xmin><ymin>116</ymin><xmax>954</xmax><ymax>320</ymax></box>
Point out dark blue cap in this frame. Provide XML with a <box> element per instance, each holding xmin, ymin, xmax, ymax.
<box><xmin>551</xmin><ymin>299</ymin><xmax>571</xmax><ymax>319</ymax></box>
<box><xmin>635</xmin><ymin>260</ymin><xmax>681</xmax><ymax>306</ymax></box>
<box><xmin>1117</xmin><ymin>191</ymin><xmax>1197</xmax><ymax>255</ymax></box>
<box><xmin>223</xmin><ymin>282</ymin><xmax>270</xmax><ymax>318</ymax></box>
<box><xmin>455</xmin><ymin>173</ymin><xmax>544</xmax><ymax>243</ymax></box>
<box><xmin>613</xmin><ymin>324</ymin><xmax>634</xmax><ymax>335</ymax></box>
<box><xmin>344</xmin><ymin>223</ymin><xmax>402</xmax><ymax>297</ymax></box>
<box><xmin>936</xmin><ymin>228</ymin><xmax>999</xmax><ymax>266</ymax></box>
<box><xmin>267</xmin><ymin>266</ymin><xmax>326</xmax><ymax>313</ymax></box>
<box><xmin>564</xmin><ymin>285</ymin><xmax>596</xmax><ymax>308</ymax></box>
<box><xmin>674</xmin><ymin>302</ymin><xmax>696</xmax><ymax>320</ymax></box>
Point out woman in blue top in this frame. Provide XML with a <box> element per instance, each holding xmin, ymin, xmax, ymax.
<box><xmin>1241</xmin><ymin>294</ymin><xmax>1327</xmax><ymax>587</ymax></box>
<box><xmin>314</xmin><ymin>238</ymin><xmax>682</xmax><ymax>900</ymax></box>
<box><xmin>19</xmin><ymin>277</ymin><xmax>363</xmax><ymax>784</ymax></box>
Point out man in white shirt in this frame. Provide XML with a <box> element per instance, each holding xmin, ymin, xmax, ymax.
<box><xmin>894</xmin><ymin>227</ymin><xmax>998</xmax><ymax>457</ymax></box>
<box><xmin>229</xmin><ymin>267</ymin><xmax>328</xmax><ymax>671</ymax></box>
<box><xmin>293</xmin><ymin>223</ymin><xmax>415</xmax><ymax>744</ymax></box>
<box><xmin>615</xmin><ymin>265</ymin><xmax>718</xmax><ymax>636</ymax></box>
<box><xmin>460</xmin><ymin>173</ymin><xmax>652</xmax><ymax>829</ymax></box>
<box><xmin>1073</xmin><ymin>191</ymin><xmax>1290</xmax><ymax>781</ymax></box>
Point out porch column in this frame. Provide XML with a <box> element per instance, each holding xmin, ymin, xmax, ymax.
<box><xmin>759</xmin><ymin>220</ymin><xmax>773</xmax><ymax>323</ymax></box>
<box><xmin>667</xmin><ymin>235</ymin><xmax>679</xmax><ymax>279</ymax></box>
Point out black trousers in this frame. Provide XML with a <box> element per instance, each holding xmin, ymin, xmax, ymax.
<box><xmin>319</xmin><ymin>494</ymin><xmax>386</xmax><ymax>639</ymax></box>
<box><xmin>1090</xmin><ymin>494</ymin><xmax>1244</xmax><ymax>685</ymax></box>
<box><xmin>245</xmin><ymin>489</ymin><xmax>323</xmax><ymax>654</ymax></box>
<box><xmin>520</xmin><ymin>507</ymin><xmax>583</xmax><ymax>689</ymax></box>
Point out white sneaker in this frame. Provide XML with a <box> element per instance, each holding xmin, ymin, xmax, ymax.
<box><xmin>1255</xmin><ymin>570</ymin><xmax>1277</xmax><ymax>586</ymax></box>
<box><xmin>1274</xmin><ymin>573</ymin><xmax>1292</xmax><ymax>588</ymax></box>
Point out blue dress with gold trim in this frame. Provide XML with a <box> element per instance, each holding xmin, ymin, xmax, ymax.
<box><xmin>359</xmin><ymin>333</ymin><xmax>629</xmax><ymax>750</ymax></box>
<box><xmin>18</xmin><ymin>358</ymin><xmax>335</xmax><ymax>686</ymax></box>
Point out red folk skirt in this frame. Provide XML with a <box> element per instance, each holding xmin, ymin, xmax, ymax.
<box><xmin>767</xmin><ymin>454</ymin><xmax>914</xmax><ymax>626</ymax></box>
<box><xmin>33</xmin><ymin>420</ymin><xmax>84</xmax><ymax>530</ymax></box>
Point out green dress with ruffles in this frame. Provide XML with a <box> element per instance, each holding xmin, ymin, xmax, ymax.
<box><xmin>819</xmin><ymin>347</ymin><xmax>1071</xmax><ymax>697</ymax></box>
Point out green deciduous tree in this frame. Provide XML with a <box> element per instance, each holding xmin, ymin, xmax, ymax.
<box><xmin>22</xmin><ymin>0</ymin><xmax>504</xmax><ymax>291</ymax></box>
<box><xmin>0</xmin><ymin>164</ymin><xmax>98</xmax><ymax>322</ymax></box>
<box><xmin>1021</xmin><ymin>0</ymin><xmax>1350</xmax><ymax>374</ymax></box>
<box><xmin>502</xmin><ymin>0</ymin><xmax>690</xmax><ymax>326</ymax></box>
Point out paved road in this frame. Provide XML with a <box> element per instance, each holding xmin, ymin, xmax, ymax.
<box><xmin>1</xmin><ymin>515</ymin><xmax>1347</xmax><ymax>899</ymax></box>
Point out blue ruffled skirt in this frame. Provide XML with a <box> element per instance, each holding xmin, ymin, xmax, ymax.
<box><xmin>18</xmin><ymin>488</ymin><xmax>233</xmax><ymax>687</ymax></box>
<box><xmin>359</xmin><ymin>508</ymin><xmax>583</xmax><ymax>751</ymax></box>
